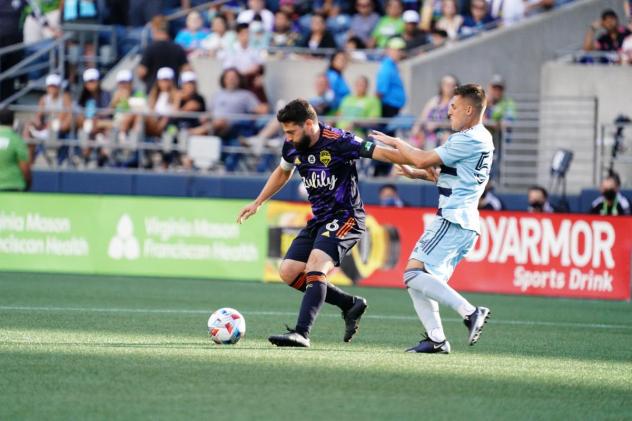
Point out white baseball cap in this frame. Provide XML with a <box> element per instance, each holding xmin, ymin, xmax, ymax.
<box><xmin>157</xmin><ymin>67</ymin><xmax>175</xmax><ymax>80</ymax></box>
<box><xmin>180</xmin><ymin>71</ymin><xmax>197</xmax><ymax>84</ymax></box>
<box><xmin>83</xmin><ymin>68</ymin><xmax>100</xmax><ymax>82</ymax></box>
<box><xmin>45</xmin><ymin>74</ymin><xmax>62</xmax><ymax>86</ymax></box>
<box><xmin>403</xmin><ymin>10</ymin><xmax>420</xmax><ymax>24</ymax></box>
<box><xmin>116</xmin><ymin>69</ymin><xmax>133</xmax><ymax>83</ymax></box>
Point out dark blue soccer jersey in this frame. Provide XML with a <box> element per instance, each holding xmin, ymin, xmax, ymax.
<box><xmin>280</xmin><ymin>124</ymin><xmax>371</xmax><ymax>224</ymax></box>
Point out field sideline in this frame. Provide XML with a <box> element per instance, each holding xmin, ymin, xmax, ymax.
<box><xmin>1</xmin><ymin>272</ymin><xmax>631</xmax><ymax>420</ymax></box>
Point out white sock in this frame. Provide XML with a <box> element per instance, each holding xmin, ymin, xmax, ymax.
<box><xmin>404</xmin><ymin>269</ymin><xmax>476</xmax><ymax>319</ymax></box>
<box><xmin>407</xmin><ymin>288</ymin><xmax>446</xmax><ymax>342</ymax></box>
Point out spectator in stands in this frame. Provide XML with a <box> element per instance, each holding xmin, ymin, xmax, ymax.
<box><xmin>420</xmin><ymin>0</ymin><xmax>442</xmax><ymax>32</ymax></box>
<box><xmin>175</xmin><ymin>10</ymin><xmax>209</xmax><ymax>54</ymax></box>
<box><xmin>410</xmin><ymin>74</ymin><xmax>458</xmax><ymax>148</ymax></box>
<box><xmin>0</xmin><ymin>109</ymin><xmax>31</xmax><ymax>192</ymax></box>
<box><xmin>583</xmin><ymin>9</ymin><xmax>631</xmax><ymax>56</ymax></box>
<box><xmin>271</xmin><ymin>10</ymin><xmax>301</xmax><ymax>48</ymax></box>
<box><xmin>435</xmin><ymin>0</ymin><xmax>464</xmax><ymax>40</ymax></box>
<box><xmin>207</xmin><ymin>68</ymin><xmax>269</xmax><ymax>171</ymax></box>
<box><xmin>237</xmin><ymin>0</ymin><xmax>274</xmax><ymax>32</ymax></box>
<box><xmin>478</xmin><ymin>182</ymin><xmax>505</xmax><ymax>210</ymax></box>
<box><xmin>370</xmin><ymin>0</ymin><xmax>404</xmax><ymax>48</ymax></box>
<box><xmin>459</xmin><ymin>0</ymin><xmax>497</xmax><ymax>38</ymax></box>
<box><xmin>145</xmin><ymin>67</ymin><xmax>180</xmax><ymax>140</ymax></box>
<box><xmin>326</xmin><ymin>51</ymin><xmax>351</xmax><ymax>113</ymax></box>
<box><xmin>485</xmin><ymin>74</ymin><xmax>515</xmax><ymax>147</ymax></box>
<box><xmin>0</xmin><ymin>0</ymin><xmax>25</xmax><ymax>99</ymax></box>
<box><xmin>379</xmin><ymin>184</ymin><xmax>405</xmax><ymax>207</ymax></box>
<box><xmin>401</xmin><ymin>10</ymin><xmax>428</xmax><ymax>51</ymax></box>
<box><xmin>76</xmin><ymin>68</ymin><xmax>112</xmax><ymax>167</ymax></box>
<box><xmin>174</xmin><ymin>71</ymin><xmax>206</xmax><ymax>132</ymax></box>
<box><xmin>249</xmin><ymin>14</ymin><xmax>272</xmax><ymax>51</ymax></box>
<box><xmin>589</xmin><ymin>174</ymin><xmax>631</xmax><ymax>216</ymax></box>
<box><xmin>374</xmin><ymin>37</ymin><xmax>406</xmax><ymax>176</ymax></box>
<box><xmin>127</xmin><ymin>0</ymin><xmax>161</xmax><ymax>27</ymax></box>
<box><xmin>109</xmin><ymin>69</ymin><xmax>139</xmax><ymax>157</ymax></box>
<box><xmin>310</xmin><ymin>74</ymin><xmax>336</xmax><ymax>116</ymax></box>
<box><xmin>429</xmin><ymin>28</ymin><xmax>449</xmax><ymax>48</ymax></box>
<box><xmin>138</xmin><ymin>16</ymin><xmax>190</xmax><ymax>91</ymax></box>
<box><xmin>201</xmin><ymin>14</ymin><xmax>236</xmax><ymax>57</ymax></box>
<box><xmin>22</xmin><ymin>0</ymin><xmax>62</xmax><ymax>45</ymax></box>
<box><xmin>527</xmin><ymin>185</ymin><xmax>556</xmax><ymax>213</ymax></box>
<box><xmin>337</xmin><ymin>75</ymin><xmax>381</xmax><ymax>136</ymax></box>
<box><xmin>221</xmin><ymin>23</ymin><xmax>264</xmax><ymax>79</ymax></box>
<box><xmin>298</xmin><ymin>12</ymin><xmax>338</xmax><ymax>54</ymax></box>
<box><xmin>348</xmin><ymin>0</ymin><xmax>380</xmax><ymax>46</ymax></box>
<box><xmin>23</xmin><ymin>74</ymin><xmax>73</xmax><ymax>164</ymax></box>
<box><xmin>345</xmin><ymin>35</ymin><xmax>369</xmax><ymax>61</ymax></box>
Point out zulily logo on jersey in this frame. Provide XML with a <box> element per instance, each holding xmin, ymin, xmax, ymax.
<box><xmin>302</xmin><ymin>171</ymin><xmax>338</xmax><ymax>190</ymax></box>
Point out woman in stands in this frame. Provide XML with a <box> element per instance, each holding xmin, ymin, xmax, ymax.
<box><xmin>145</xmin><ymin>67</ymin><xmax>181</xmax><ymax>168</ymax></box>
<box><xmin>410</xmin><ymin>74</ymin><xmax>458</xmax><ymax>149</ymax></box>
<box><xmin>435</xmin><ymin>0</ymin><xmax>464</xmax><ymax>40</ymax></box>
<box><xmin>325</xmin><ymin>50</ymin><xmax>351</xmax><ymax>114</ymax></box>
<box><xmin>201</xmin><ymin>14</ymin><xmax>236</xmax><ymax>57</ymax></box>
<box><xmin>76</xmin><ymin>68</ymin><xmax>112</xmax><ymax>167</ymax></box>
<box><xmin>22</xmin><ymin>74</ymin><xmax>73</xmax><ymax>166</ymax></box>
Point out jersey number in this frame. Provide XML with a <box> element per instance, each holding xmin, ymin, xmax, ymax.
<box><xmin>474</xmin><ymin>152</ymin><xmax>491</xmax><ymax>184</ymax></box>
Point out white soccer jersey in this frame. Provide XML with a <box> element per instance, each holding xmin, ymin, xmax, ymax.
<box><xmin>434</xmin><ymin>123</ymin><xmax>494</xmax><ymax>234</ymax></box>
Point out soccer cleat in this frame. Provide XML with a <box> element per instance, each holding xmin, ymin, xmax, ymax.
<box><xmin>464</xmin><ymin>306</ymin><xmax>491</xmax><ymax>346</ymax></box>
<box><xmin>342</xmin><ymin>296</ymin><xmax>368</xmax><ymax>342</ymax></box>
<box><xmin>405</xmin><ymin>334</ymin><xmax>451</xmax><ymax>354</ymax></box>
<box><xmin>268</xmin><ymin>326</ymin><xmax>311</xmax><ymax>348</ymax></box>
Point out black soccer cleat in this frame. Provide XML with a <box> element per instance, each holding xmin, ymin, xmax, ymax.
<box><xmin>268</xmin><ymin>326</ymin><xmax>311</xmax><ymax>348</ymax></box>
<box><xmin>342</xmin><ymin>296</ymin><xmax>368</xmax><ymax>342</ymax></box>
<box><xmin>405</xmin><ymin>333</ymin><xmax>451</xmax><ymax>354</ymax></box>
<box><xmin>464</xmin><ymin>306</ymin><xmax>491</xmax><ymax>346</ymax></box>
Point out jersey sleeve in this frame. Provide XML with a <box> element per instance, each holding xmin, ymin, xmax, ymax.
<box><xmin>336</xmin><ymin>132</ymin><xmax>376</xmax><ymax>160</ymax></box>
<box><xmin>279</xmin><ymin>141</ymin><xmax>295</xmax><ymax>171</ymax></box>
<box><xmin>435</xmin><ymin>134</ymin><xmax>473</xmax><ymax>166</ymax></box>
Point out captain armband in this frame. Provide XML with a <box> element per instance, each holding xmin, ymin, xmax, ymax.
<box><xmin>359</xmin><ymin>141</ymin><xmax>376</xmax><ymax>158</ymax></box>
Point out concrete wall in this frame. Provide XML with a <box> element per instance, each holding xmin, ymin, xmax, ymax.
<box><xmin>191</xmin><ymin>56</ymin><xmax>381</xmax><ymax>107</ymax></box>
<box><xmin>538</xmin><ymin>62</ymin><xmax>632</xmax><ymax>189</ymax></box>
<box><xmin>404</xmin><ymin>0</ymin><xmax>624</xmax><ymax>115</ymax></box>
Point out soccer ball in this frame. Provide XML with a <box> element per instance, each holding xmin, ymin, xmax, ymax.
<box><xmin>207</xmin><ymin>308</ymin><xmax>246</xmax><ymax>345</ymax></box>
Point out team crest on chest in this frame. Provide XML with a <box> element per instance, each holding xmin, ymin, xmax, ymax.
<box><xmin>320</xmin><ymin>150</ymin><xmax>332</xmax><ymax>166</ymax></box>
<box><xmin>294</xmin><ymin>157</ymin><xmax>301</xmax><ymax>165</ymax></box>
<box><xmin>308</xmin><ymin>155</ymin><xmax>316</xmax><ymax>164</ymax></box>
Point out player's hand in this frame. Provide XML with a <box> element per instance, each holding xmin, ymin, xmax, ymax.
<box><xmin>237</xmin><ymin>201</ymin><xmax>260</xmax><ymax>224</ymax></box>
<box><xmin>370</xmin><ymin>130</ymin><xmax>400</xmax><ymax>148</ymax></box>
<box><xmin>423</xmin><ymin>167</ymin><xmax>439</xmax><ymax>183</ymax></box>
<box><xmin>395</xmin><ymin>164</ymin><xmax>417</xmax><ymax>179</ymax></box>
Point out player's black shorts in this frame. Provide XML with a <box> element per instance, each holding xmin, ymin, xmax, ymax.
<box><xmin>284</xmin><ymin>211</ymin><xmax>365</xmax><ymax>266</ymax></box>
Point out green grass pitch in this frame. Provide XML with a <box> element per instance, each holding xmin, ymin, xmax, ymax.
<box><xmin>1</xmin><ymin>272</ymin><xmax>631</xmax><ymax>420</ymax></box>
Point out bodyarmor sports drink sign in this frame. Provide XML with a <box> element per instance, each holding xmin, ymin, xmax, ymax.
<box><xmin>0</xmin><ymin>194</ymin><xmax>266</xmax><ymax>280</ymax></box>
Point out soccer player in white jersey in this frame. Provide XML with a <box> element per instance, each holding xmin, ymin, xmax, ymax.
<box><xmin>371</xmin><ymin>84</ymin><xmax>493</xmax><ymax>353</ymax></box>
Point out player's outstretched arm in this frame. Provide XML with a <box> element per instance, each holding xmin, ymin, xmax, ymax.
<box><xmin>371</xmin><ymin>130</ymin><xmax>442</xmax><ymax>169</ymax></box>
<box><xmin>237</xmin><ymin>165</ymin><xmax>293</xmax><ymax>224</ymax></box>
<box><xmin>396</xmin><ymin>165</ymin><xmax>437</xmax><ymax>183</ymax></box>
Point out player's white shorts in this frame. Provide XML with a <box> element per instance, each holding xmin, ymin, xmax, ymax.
<box><xmin>409</xmin><ymin>216</ymin><xmax>478</xmax><ymax>283</ymax></box>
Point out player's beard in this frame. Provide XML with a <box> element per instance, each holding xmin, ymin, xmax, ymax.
<box><xmin>294</xmin><ymin>133</ymin><xmax>312</xmax><ymax>152</ymax></box>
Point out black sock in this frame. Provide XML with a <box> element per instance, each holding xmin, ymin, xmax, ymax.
<box><xmin>290</xmin><ymin>273</ymin><xmax>354</xmax><ymax>311</ymax></box>
<box><xmin>295</xmin><ymin>272</ymin><xmax>327</xmax><ymax>338</ymax></box>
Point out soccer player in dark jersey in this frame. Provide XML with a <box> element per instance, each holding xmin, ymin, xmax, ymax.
<box><xmin>237</xmin><ymin>98</ymin><xmax>436</xmax><ymax>347</ymax></box>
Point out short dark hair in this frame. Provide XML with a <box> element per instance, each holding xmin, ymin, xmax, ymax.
<box><xmin>0</xmin><ymin>108</ymin><xmax>14</xmax><ymax>126</ymax></box>
<box><xmin>379</xmin><ymin>184</ymin><xmax>398</xmax><ymax>193</ymax></box>
<box><xmin>219</xmin><ymin>67</ymin><xmax>245</xmax><ymax>89</ymax></box>
<box><xmin>528</xmin><ymin>185</ymin><xmax>548</xmax><ymax>199</ymax></box>
<box><xmin>453</xmin><ymin>83</ymin><xmax>486</xmax><ymax>113</ymax></box>
<box><xmin>601</xmin><ymin>9</ymin><xmax>618</xmax><ymax>20</ymax></box>
<box><xmin>277</xmin><ymin>99</ymin><xmax>317</xmax><ymax>124</ymax></box>
<box><xmin>605</xmin><ymin>172</ymin><xmax>621</xmax><ymax>187</ymax></box>
<box><xmin>236</xmin><ymin>22</ymin><xmax>249</xmax><ymax>33</ymax></box>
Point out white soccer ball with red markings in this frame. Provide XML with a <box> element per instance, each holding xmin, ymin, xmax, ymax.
<box><xmin>208</xmin><ymin>308</ymin><xmax>246</xmax><ymax>345</ymax></box>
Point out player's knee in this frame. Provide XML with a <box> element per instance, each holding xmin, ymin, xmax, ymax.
<box><xmin>305</xmin><ymin>249</ymin><xmax>335</xmax><ymax>274</ymax></box>
<box><xmin>279</xmin><ymin>260</ymin><xmax>302</xmax><ymax>284</ymax></box>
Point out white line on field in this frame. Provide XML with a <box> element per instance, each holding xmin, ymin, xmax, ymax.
<box><xmin>0</xmin><ymin>305</ymin><xmax>630</xmax><ymax>331</ymax></box>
